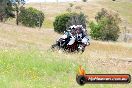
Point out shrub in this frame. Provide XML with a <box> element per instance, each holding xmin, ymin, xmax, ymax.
<box><xmin>90</xmin><ymin>8</ymin><xmax>121</xmax><ymax>41</ymax></box>
<box><xmin>18</xmin><ymin>7</ymin><xmax>44</xmax><ymax>27</ymax></box>
<box><xmin>53</xmin><ymin>12</ymin><xmax>87</xmax><ymax>34</ymax></box>
<box><xmin>89</xmin><ymin>22</ymin><xmax>102</xmax><ymax>40</ymax></box>
<box><xmin>53</xmin><ymin>13</ymin><xmax>71</xmax><ymax>33</ymax></box>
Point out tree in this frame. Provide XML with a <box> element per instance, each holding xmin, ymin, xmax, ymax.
<box><xmin>0</xmin><ymin>0</ymin><xmax>15</xmax><ymax>22</ymax></box>
<box><xmin>10</xmin><ymin>0</ymin><xmax>25</xmax><ymax>25</ymax></box>
<box><xmin>90</xmin><ymin>8</ymin><xmax>121</xmax><ymax>41</ymax></box>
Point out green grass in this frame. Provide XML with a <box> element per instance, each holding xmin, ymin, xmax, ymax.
<box><xmin>0</xmin><ymin>50</ymin><xmax>78</xmax><ymax>88</ymax></box>
<box><xmin>0</xmin><ymin>49</ymin><xmax>131</xmax><ymax>88</ymax></box>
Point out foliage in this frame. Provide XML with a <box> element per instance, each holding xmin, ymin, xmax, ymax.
<box><xmin>0</xmin><ymin>0</ymin><xmax>25</xmax><ymax>24</ymax></box>
<box><xmin>11</xmin><ymin>0</ymin><xmax>25</xmax><ymax>25</ymax></box>
<box><xmin>53</xmin><ymin>13</ymin><xmax>71</xmax><ymax>33</ymax></box>
<box><xmin>90</xmin><ymin>8</ymin><xmax>121</xmax><ymax>41</ymax></box>
<box><xmin>0</xmin><ymin>0</ymin><xmax>15</xmax><ymax>22</ymax></box>
<box><xmin>18</xmin><ymin>7</ymin><xmax>45</xmax><ymax>27</ymax></box>
<box><xmin>53</xmin><ymin>12</ymin><xmax>87</xmax><ymax>34</ymax></box>
<box><xmin>89</xmin><ymin>22</ymin><xmax>102</xmax><ymax>40</ymax></box>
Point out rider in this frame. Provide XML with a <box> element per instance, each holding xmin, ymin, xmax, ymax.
<box><xmin>59</xmin><ymin>25</ymin><xmax>76</xmax><ymax>46</ymax></box>
<box><xmin>60</xmin><ymin>25</ymin><xmax>90</xmax><ymax>47</ymax></box>
<box><xmin>76</xmin><ymin>25</ymin><xmax>90</xmax><ymax>47</ymax></box>
<box><xmin>67</xmin><ymin>25</ymin><xmax>76</xmax><ymax>45</ymax></box>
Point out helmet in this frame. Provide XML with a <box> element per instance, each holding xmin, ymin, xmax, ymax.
<box><xmin>71</xmin><ymin>25</ymin><xmax>76</xmax><ymax>29</ymax></box>
<box><xmin>77</xmin><ymin>25</ymin><xmax>83</xmax><ymax>28</ymax></box>
<box><xmin>69</xmin><ymin>26</ymin><xmax>71</xmax><ymax>30</ymax></box>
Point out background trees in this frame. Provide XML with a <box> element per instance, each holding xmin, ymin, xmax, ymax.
<box><xmin>0</xmin><ymin>0</ymin><xmax>15</xmax><ymax>22</ymax></box>
<box><xmin>0</xmin><ymin>0</ymin><xmax>25</xmax><ymax>25</ymax></box>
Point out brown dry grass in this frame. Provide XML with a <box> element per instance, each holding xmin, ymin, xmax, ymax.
<box><xmin>0</xmin><ymin>23</ymin><xmax>60</xmax><ymax>50</ymax></box>
<box><xmin>27</xmin><ymin>1</ymin><xmax>101</xmax><ymax>18</ymax></box>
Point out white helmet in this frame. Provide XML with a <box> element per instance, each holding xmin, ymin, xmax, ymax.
<box><xmin>70</xmin><ymin>25</ymin><xmax>76</xmax><ymax>29</ymax></box>
<box><xmin>77</xmin><ymin>25</ymin><xmax>83</xmax><ymax>28</ymax></box>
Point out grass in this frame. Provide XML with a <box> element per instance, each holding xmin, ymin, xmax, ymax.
<box><xmin>0</xmin><ymin>23</ymin><xmax>132</xmax><ymax>87</ymax></box>
<box><xmin>0</xmin><ymin>49</ymin><xmax>132</xmax><ymax>88</ymax></box>
<box><xmin>0</xmin><ymin>50</ymin><xmax>77</xmax><ymax>88</ymax></box>
<box><xmin>43</xmin><ymin>18</ymin><xmax>53</xmax><ymax>28</ymax></box>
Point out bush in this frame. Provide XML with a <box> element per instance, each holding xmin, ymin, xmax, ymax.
<box><xmin>90</xmin><ymin>8</ymin><xmax>121</xmax><ymax>41</ymax></box>
<box><xmin>53</xmin><ymin>12</ymin><xmax>87</xmax><ymax>34</ymax></box>
<box><xmin>18</xmin><ymin>7</ymin><xmax>44</xmax><ymax>27</ymax></box>
<box><xmin>53</xmin><ymin>13</ymin><xmax>71</xmax><ymax>33</ymax></box>
<box><xmin>89</xmin><ymin>22</ymin><xmax>102</xmax><ymax>40</ymax></box>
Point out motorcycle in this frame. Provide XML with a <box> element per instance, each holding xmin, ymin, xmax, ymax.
<box><xmin>51</xmin><ymin>37</ymin><xmax>90</xmax><ymax>53</ymax></box>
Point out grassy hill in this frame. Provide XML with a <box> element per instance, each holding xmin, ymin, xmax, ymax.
<box><xmin>0</xmin><ymin>23</ymin><xmax>132</xmax><ymax>88</ymax></box>
<box><xmin>0</xmin><ymin>0</ymin><xmax>132</xmax><ymax>88</ymax></box>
